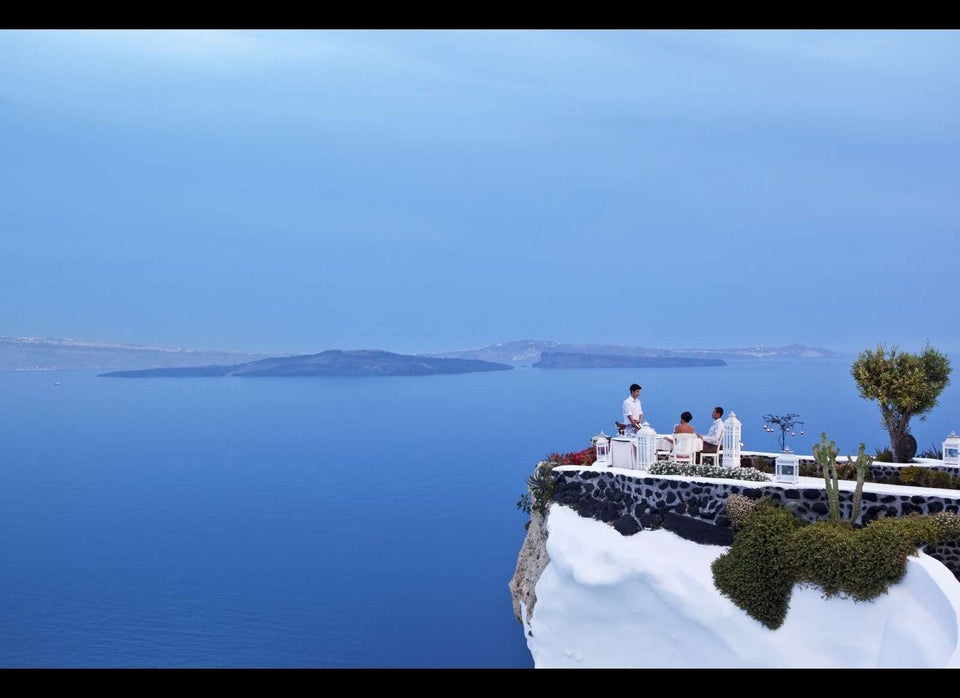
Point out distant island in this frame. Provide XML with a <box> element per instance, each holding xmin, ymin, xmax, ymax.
<box><xmin>0</xmin><ymin>337</ymin><xmax>272</xmax><ymax>371</ymax></box>
<box><xmin>533</xmin><ymin>351</ymin><xmax>726</xmax><ymax>369</ymax></box>
<box><xmin>425</xmin><ymin>340</ymin><xmax>841</xmax><ymax>367</ymax></box>
<box><xmin>98</xmin><ymin>350</ymin><xmax>513</xmax><ymax>378</ymax></box>
<box><xmin>0</xmin><ymin>336</ymin><xmax>843</xmax><ymax>373</ymax></box>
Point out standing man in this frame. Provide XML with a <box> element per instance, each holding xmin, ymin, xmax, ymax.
<box><xmin>698</xmin><ymin>406</ymin><xmax>725</xmax><ymax>461</ymax></box>
<box><xmin>622</xmin><ymin>384</ymin><xmax>644</xmax><ymax>435</ymax></box>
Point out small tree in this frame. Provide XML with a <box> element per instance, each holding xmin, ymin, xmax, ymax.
<box><xmin>762</xmin><ymin>413</ymin><xmax>803</xmax><ymax>451</ymax></box>
<box><xmin>851</xmin><ymin>342</ymin><xmax>951</xmax><ymax>463</ymax></box>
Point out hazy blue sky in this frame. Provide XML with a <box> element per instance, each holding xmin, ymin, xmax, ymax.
<box><xmin>2</xmin><ymin>30</ymin><xmax>958</xmax><ymax>356</ymax></box>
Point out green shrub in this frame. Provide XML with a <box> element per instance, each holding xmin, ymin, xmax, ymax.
<box><xmin>785</xmin><ymin>521</ymin><xmax>857</xmax><ymax>598</ymax></box>
<box><xmin>874</xmin><ymin>447</ymin><xmax>893</xmax><ymax>462</ymax></box>
<box><xmin>899</xmin><ymin>466</ymin><xmax>923</xmax><ymax>486</ymax></box>
<box><xmin>715</xmin><ymin>503</ymin><xmax>954</xmax><ymax>629</ymax></box>
<box><xmin>927</xmin><ymin>469</ymin><xmax>954</xmax><ymax>489</ymax></box>
<box><xmin>785</xmin><ymin>518</ymin><xmax>933</xmax><ymax>602</ymax></box>
<box><xmin>898</xmin><ymin>465</ymin><xmax>960</xmax><ymax>490</ymax></box>
<box><xmin>712</xmin><ymin>500</ymin><xmax>805</xmax><ymax>629</ymax></box>
<box><xmin>516</xmin><ymin>461</ymin><xmax>558</xmax><ymax>516</ymax></box>
<box><xmin>750</xmin><ymin>457</ymin><xmax>775</xmax><ymax>475</ymax></box>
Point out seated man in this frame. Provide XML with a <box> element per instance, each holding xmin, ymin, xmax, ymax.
<box><xmin>697</xmin><ymin>406</ymin><xmax>724</xmax><ymax>462</ymax></box>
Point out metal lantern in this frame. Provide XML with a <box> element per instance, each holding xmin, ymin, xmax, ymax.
<box><xmin>593</xmin><ymin>431</ymin><xmax>611</xmax><ymax>465</ymax></box>
<box><xmin>775</xmin><ymin>447</ymin><xmax>800</xmax><ymax>484</ymax></box>
<box><xmin>636</xmin><ymin>422</ymin><xmax>658</xmax><ymax>471</ymax></box>
<box><xmin>721</xmin><ymin>411</ymin><xmax>742</xmax><ymax>469</ymax></box>
<box><xmin>944</xmin><ymin>431</ymin><xmax>960</xmax><ymax>466</ymax></box>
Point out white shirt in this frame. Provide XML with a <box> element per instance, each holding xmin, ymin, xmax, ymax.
<box><xmin>622</xmin><ymin>396</ymin><xmax>643</xmax><ymax>427</ymax></box>
<box><xmin>704</xmin><ymin>417</ymin><xmax>724</xmax><ymax>446</ymax></box>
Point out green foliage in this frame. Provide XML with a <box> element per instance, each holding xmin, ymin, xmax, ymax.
<box><xmin>714</xmin><ymin>502</ymin><xmax>958</xmax><ymax>629</ymax></box>
<box><xmin>750</xmin><ymin>457</ymin><xmax>775</xmax><ymax>474</ymax></box>
<box><xmin>712</xmin><ymin>500</ymin><xmax>805</xmax><ymax>629</ymax></box>
<box><xmin>898</xmin><ymin>466</ymin><xmax>924</xmax><ymax>486</ymax></box>
<box><xmin>873</xmin><ymin>447</ymin><xmax>893</xmax><ymax>462</ymax></box>
<box><xmin>518</xmin><ymin>444</ymin><xmax>596</xmax><ymax>516</ymax></box>
<box><xmin>813</xmin><ymin>433</ymin><xmax>842</xmax><ymax>522</ymax></box>
<box><xmin>787</xmin><ymin>520</ymin><xmax>917</xmax><ymax>601</ymax></box>
<box><xmin>785</xmin><ymin>521</ymin><xmax>857</xmax><ymax>598</ymax></box>
<box><xmin>878</xmin><ymin>441</ymin><xmax>946</xmax><ymax>463</ymax></box>
<box><xmin>811</xmin><ymin>434</ymin><xmax>871</xmax><ymax>523</ymax></box>
<box><xmin>851</xmin><ymin>342</ymin><xmax>952</xmax><ymax>462</ymax></box>
<box><xmin>517</xmin><ymin>462</ymin><xmax>558</xmax><ymax>517</ymax></box>
<box><xmin>899</xmin><ymin>466</ymin><xmax>960</xmax><ymax>490</ymax></box>
<box><xmin>847</xmin><ymin>443</ymin><xmax>873</xmax><ymax>524</ymax></box>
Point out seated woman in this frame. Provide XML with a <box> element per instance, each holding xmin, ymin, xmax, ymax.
<box><xmin>674</xmin><ymin>411</ymin><xmax>695</xmax><ymax>435</ymax></box>
<box><xmin>662</xmin><ymin>411</ymin><xmax>695</xmax><ymax>449</ymax></box>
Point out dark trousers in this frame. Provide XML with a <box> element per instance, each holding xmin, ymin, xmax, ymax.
<box><xmin>697</xmin><ymin>441</ymin><xmax>718</xmax><ymax>465</ymax></box>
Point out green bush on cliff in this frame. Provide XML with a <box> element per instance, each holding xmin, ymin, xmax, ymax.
<box><xmin>712</xmin><ymin>499</ymin><xmax>804</xmax><ymax>629</ymax></box>
<box><xmin>713</xmin><ymin>499</ymin><xmax>960</xmax><ymax>630</ymax></box>
<box><xmin>516</xmin><ymin>461</ymin><xmax>558</xmax><ymax>516</ymax></box>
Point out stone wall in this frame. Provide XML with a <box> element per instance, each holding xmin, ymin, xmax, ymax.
<box><xmin>551</xmin><ymin>466</ymin><xmax>960</xmax><ymax>581</ymax></box>
<box><xmin>738</xmin><ymin>453</ymin><xmax>960</xmax><ymax>481</ymax></box>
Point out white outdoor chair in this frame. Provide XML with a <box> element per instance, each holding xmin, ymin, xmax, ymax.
<box><xmin>671</xmin><ymin>433</ymin><xmax>699</xmax><ymax>464</ymax></box>
<box><xmin>656</xmin><ymin>435</ymin><xmax>674</xmax><ymax>460</ymax></box>
<box><xmin>700</xmin><ymin>444</ymin><xmax>722</xmax><ymax>467</ymax></box>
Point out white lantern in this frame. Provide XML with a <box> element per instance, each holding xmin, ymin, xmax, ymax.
<box><xmin>593</xmin><ymin>431</ymin><xmax>611</xmax><ymax>465</ymax></box>
<box><xmin>721</xmin><ymin>411</ymin><xmax>742</xmax><ymax>469</ymax></box>
<box><xmin>776</xmin><ymin>447</ymin><xmax>800</xmax><ymax>484</ymax></box>
<box><xmin>943</xmin><ymin>431</ymin><xmax>960</xmax><ymax>466</ymax></box>
<box><xmin>636</xmin><ymin>422</ymin><xmax>658</xmax><ymax>470</ymax></box>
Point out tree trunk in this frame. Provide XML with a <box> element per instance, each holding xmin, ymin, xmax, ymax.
<box><xmin>883</xmin><ymin>406</ymin><xmax>905</xmax><ymax>463</ymax></box>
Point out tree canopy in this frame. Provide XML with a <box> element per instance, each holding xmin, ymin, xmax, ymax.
<box><xmin>851</xmin><ymin>342</ymin><xmax>951</xmax><ymax>462</ymax></box>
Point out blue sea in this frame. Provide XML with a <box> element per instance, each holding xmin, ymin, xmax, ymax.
<box><xmin>2</xmin><ymin>357</ymin><xmax>959</xmax><ymax>668</ymax></box>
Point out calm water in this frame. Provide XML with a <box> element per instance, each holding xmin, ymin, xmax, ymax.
<box><xmin>1</xmin><ymin>357</ymin><xmax>958</xmax><ymax>667</ymax></box>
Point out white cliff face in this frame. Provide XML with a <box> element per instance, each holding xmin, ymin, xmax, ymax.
<box><xmin>521</xmin><ymin>504</ymin><xmax>960</xmax><ymax>669</ymax></box>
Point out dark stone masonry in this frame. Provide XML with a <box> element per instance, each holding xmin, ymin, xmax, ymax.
<box><xmin>552</xmin><ymin>466</ymin><xmax>960</xmax><ymax>581</ymax></box>
<box><xmin>738</xmin><ymin>454</ymin><xmax>960</xmax><ymax>482</ymax></box>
